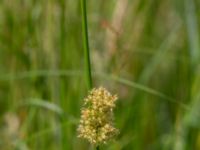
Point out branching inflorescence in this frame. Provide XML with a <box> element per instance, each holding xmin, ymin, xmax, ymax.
<box><xmin>77</xmin><ymin>87</ymin><xmax>119</xmax><ymax>146</ymax></box>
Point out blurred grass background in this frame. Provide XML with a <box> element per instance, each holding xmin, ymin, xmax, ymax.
<box><xmin>0</xmin><ymin>0</ymin><xmax>200</xmax><ymax>150</ymax></box>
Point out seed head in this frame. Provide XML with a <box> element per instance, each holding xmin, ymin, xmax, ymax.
<box><xmin>77</xmin><ymin>87</ymin><xmax>119</xmax><ymax>145</ymax></box>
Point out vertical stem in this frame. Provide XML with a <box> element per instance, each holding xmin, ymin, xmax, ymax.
<box><xmin>96</xmin><ymin>146</ymin><xmax>100</xmax><ymax>150</ymax></box>
<box><xmin>81</xmin><ymin>1</ymin><xmax>98</xmax><ymax>149</ymax></box>
<box><xmin>81</xmin><ymin>0</ymin><xmax>93</xmax><ymax>90</ymax></box>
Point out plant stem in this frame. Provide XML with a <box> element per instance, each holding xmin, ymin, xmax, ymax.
<box><xmin>96</xmin><ymin>146</ymin><xmax>100</xmax><ymax>150</ymax></box>
<box><xmin>81</xmin><ymin>1</ymin><xmax>97</xmax><ymax>149</ymax></box>
<box><xmin>81</xmin><ymin>0</ymin><xmax>93</xmax><ymax>90</ymax></box>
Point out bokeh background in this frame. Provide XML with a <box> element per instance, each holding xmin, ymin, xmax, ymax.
<box><xmin>0</xmin><ymin>0</ymin><xmax>200</xmax><ymax>149</ymax></box>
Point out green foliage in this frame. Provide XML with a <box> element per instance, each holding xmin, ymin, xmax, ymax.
<box><xmin>0</xmin><ymin>0</ymin><xmax>200</xmax><ymax>149</ymax></box>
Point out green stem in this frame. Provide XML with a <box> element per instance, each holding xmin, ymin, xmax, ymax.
<box><xmin>96</xmin><ymin>146</ymin><xmax>100</xmax><ymax>150</ymax></box>
<box><xmin>81</xmin><ymin>0</ymin><xmax>93</xmax><ymax>90</ymax></box>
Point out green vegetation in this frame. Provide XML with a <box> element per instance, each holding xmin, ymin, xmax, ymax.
<box><xmin>0</xmin><ymin>0</ymin><xmax>200</xmax><ymax>150</ymax></box>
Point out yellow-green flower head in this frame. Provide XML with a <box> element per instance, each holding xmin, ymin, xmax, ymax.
<box><xmin>77</xmin><ymin>87</ymin><xmax>119</xmax><ymax>145</ymax></box>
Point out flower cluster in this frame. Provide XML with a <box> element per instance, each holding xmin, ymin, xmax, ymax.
<box><xmin>77</xmin><ymin>87</ymin><xmax>118</xmax><ymax>145</ymax></box>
